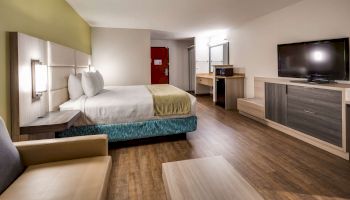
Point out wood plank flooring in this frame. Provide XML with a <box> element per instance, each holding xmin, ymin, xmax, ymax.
<box><xmin>107</xmin><ymin>95</ymin><xmax>350</xmax><ymax>200</ymax></box>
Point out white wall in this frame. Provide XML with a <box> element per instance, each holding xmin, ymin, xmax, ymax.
<box><xmin>151</xmin><ymin>39</ymin><xmax>194</xmax><ymax>90</ymax></box>
<box><xmin>92</xmin><ymin>28</ymin><xmax>151</xmax><ymax>86</ymax></box>
<box><xmin>194</xmin><ymin>36</ymin><xmax>212</xmax><ymax>94</ymax></box>
<box><xmin>194</xmin><ymin>36</ymin><xmax>210</xmax><ymax>74</ymax></box>
<box><xmin>229</xmin><ymin>0</ymin><xmax>350</xmax><ymax>98</ymax></box>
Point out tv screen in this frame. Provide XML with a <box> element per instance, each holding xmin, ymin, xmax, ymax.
<box><xmin>278</xmin><ymin>38</ymin><xmax>349</xmax><ymax>80</ymax></box>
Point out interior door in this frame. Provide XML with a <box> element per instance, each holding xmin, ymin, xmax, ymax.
<box><xmin>188</xmin><ymin>46</ymin><xmax>195</xmax><ymax>91</ymax></box>
<box><xmin>151</xmin><ymin>47</ymin><xmax>169</xmax><ymax>84</ymax></box>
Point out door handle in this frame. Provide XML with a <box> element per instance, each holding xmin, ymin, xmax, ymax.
<box><xmin>165</xmin><ymin>68</ymin><xmax>169</xmax><ymax>76</ymax></box>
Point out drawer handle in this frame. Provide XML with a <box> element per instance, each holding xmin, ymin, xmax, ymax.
<box><xmin>304</xmin><ymin>109</ymin><xmax>315</xmax><ymax>115</ymax></box>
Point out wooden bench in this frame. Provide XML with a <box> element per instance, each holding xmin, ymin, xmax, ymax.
<box><xmin>237</xmin><ymin>98</ymin><xmax>265</xmax><ymax>119</ymax></box>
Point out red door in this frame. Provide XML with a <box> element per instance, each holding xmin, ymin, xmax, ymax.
<box><xmin>151</xmin><ymin>47</ymin><xmax>169</xmax><ymax>84</ymax></box>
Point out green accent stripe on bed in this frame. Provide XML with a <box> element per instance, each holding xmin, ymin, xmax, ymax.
<box><xmin>56</xmin><ymin>116</ymin><xmax>197</xmax><ymax>142</ymax></box>
<box><xmin>146</xmin><ymin>84</ymin><xmax>191</xmax><ymax>116</ymax></box>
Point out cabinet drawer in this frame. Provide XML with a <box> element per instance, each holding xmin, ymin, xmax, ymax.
<box><xmin>287</xmin><ymin>86</ymin><xmax>342</xmax><ymax>120</ymax></box>
<box><xmin>287</xmin><ymin>86</ymin><xmax>342</xmax><ymax>146</ymax></box>
<box><xmin>288</xmin><ymin>86</ymin><xmax>341</xmax><ymax>107</ymax></box>
<box><xmin>287</xmin><ymin>108</ymin><xmax>342</xmax><ymax>146</ymax></box>
<box><xmin>197</xmin><ymin>77</ymin><xmax>213</xmax><ymax>86</ymax></box>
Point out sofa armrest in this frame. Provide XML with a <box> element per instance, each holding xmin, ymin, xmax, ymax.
<box><xmin>14</xmin><ymin>135</ymin><xmax>108</xmax><ymax>166</ymax></box>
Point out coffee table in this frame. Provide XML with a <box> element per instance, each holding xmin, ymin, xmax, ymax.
<box><xmin>162</xmin><ymin>156</ymin><xmax>264</xmax><ymax>200</ymax></box>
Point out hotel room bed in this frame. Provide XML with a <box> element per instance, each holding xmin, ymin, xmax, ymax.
<box><xmin>57</xmin><ymin>85</ymin><xmax>197</xmax><ymax>142</ymax></box>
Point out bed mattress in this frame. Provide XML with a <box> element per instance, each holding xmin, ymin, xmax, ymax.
<box><xmin>59</xmin><ymin>85</ymin><xmax>196</xmax><ymax>126</ymax></box>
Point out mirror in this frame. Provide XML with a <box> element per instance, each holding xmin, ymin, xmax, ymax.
<box><xmin>209</xmin><ymin>42</ymin><xmax>229</xmax><ymax>73</ymax></box>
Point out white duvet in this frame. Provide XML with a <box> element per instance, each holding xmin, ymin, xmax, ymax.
<box><xmin>60</xmin><ymin>85</ymin><xmax>196</xmax><ymax>126</ymax></box>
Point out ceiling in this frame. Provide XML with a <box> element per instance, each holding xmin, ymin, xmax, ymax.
<box><xmin>66</xmin><ymin>0</ymin><xmax>302</xmax><ymax>39</ymax></box>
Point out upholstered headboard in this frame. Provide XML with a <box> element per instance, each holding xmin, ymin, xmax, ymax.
<box><xmin>47</xmin><ymin>42</ymin><xmax>90</xmax><ymax>111</ymax></box>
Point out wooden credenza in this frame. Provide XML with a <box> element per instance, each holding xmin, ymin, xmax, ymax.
<box><xmin>238</xmin><ymin>77</ymin><xmax>350</xmax><ymax>160</ymax></box>
<box><xmin>265</xmin><ymin>83</ymin><xmax>343</xmax><ymax>147</ymax></box>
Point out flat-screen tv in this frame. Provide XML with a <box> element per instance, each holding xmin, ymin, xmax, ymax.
<box><xmin>278</xmin><ymin>38</ymin><xmax>349</xmax><ymax>81</ymax></box>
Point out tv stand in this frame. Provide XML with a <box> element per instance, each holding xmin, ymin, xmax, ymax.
<box><xmin>290</xmin><ymin>80</ymin><xmax>336</xmax><ymax>84</ymax></box>
<box><xmin>307</xmin><ymin>74</ymin><xmax>335</xmax><ymax>84</ymax></box>
<box><xmin>237</xmin><ymin>77</ymin><xmax>350</xmax><ymax>160</ymax></box>
<box><xmin>313</xmin><ymin>79</ymin><xmax>335</xmax><ymax>84</ymax></box>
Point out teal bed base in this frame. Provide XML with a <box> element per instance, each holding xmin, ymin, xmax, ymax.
<box><xmin>57</xmin><ymin>116</ymin><xmax>197</xmax><ymax>142</ymax></box>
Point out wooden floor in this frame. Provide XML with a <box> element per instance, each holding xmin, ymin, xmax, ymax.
<box><xmin>107</xmin><ymin>96</ymin><xmax>350</xmax><ymax>200</ymax></box>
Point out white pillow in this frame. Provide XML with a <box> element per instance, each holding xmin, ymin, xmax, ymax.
<box><xmin>95</xmin><ymin>70</ymin><xmax>104</xmax><ymax>89</ymax></box>
<box><xmin>68</xmin><ymin>74</ymin><xmax>84</xmax><ymax>100</ymax></box>
<box><xmin>81</xmin><ymin>70</ymin><xmax>104</xmax><ymax>97</ymax></box>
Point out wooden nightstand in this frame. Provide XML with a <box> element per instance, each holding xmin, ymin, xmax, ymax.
<box><xmin>20</xmin><ymin>110</ymin><xmax>81</xmax><ymax>140</ymax></box>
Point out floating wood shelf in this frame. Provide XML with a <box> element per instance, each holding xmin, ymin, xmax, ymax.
<box><xmin>20</xmin><ymin>110</ymin><xmax>81</xmax><ymax>135</ymax></box>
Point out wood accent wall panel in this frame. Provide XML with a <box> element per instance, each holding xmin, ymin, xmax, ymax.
<box><xmin>17</xmin><ymin>33</ymin><xmax>49</xmax><ymax>127</ymax></box>
<box><xmin>75</xmin><ymin>51</ymin><xmax>91</xmax><ymax>67</ymax></box>
<box><xmin>49</xmin><ymin>88</ymin><xmax>69</xmax><ymax>112</ymax></box>
<box><xmin>265</xmin><ymin>83</ymin><xmax>287</xmax><ymax>125</ymax></box>
<box><xmin>10</xmin><ymin>32</ymin><xmax>49</xmax><ymax>141</ymax></box>
<box><xmin>75</xmin><ymin>67</ymin><xmax>89</xmax><ymax>74</ymax></box>
<box><xmin>47</xmin><ymin>43</ymin><xmax>89</xmax><ymax>112</ymax></box>
<box><xmin>47</xmin><ymin>66</ymin><xmax>74</xmax><ymax>112</ymax></box>
<box><xmin>47</xmin><ymin>42</ymin><xmax>75</xmax><ymax>67</ymax></box>
<box><xmin>10</xmin><ymin>32</ymin><xmax>92</xmax><ymax>141</ymax></box>
<box><xmin>10</xmin><ymin>33</ymin><xmax>20</xmax><ymax>141</ymax></box>
<box><xmin>48</xmin><ymin>67</ymin><xmax>75</xmax><ymax>90</ymax></box>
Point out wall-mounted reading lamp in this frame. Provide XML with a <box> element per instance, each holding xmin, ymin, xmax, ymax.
<box><xmin>31</xmin><ymin>59</ymin><xmax>48</xmax><ymax>100</ymax></box>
